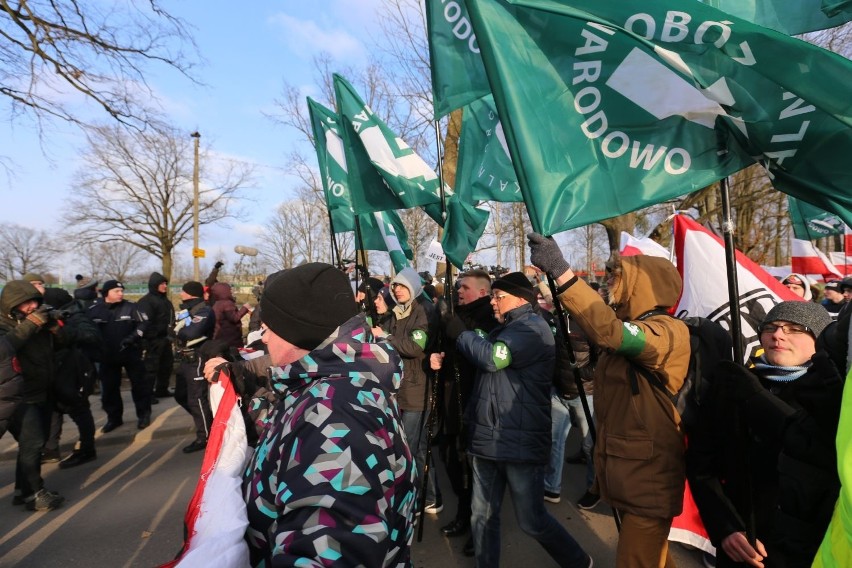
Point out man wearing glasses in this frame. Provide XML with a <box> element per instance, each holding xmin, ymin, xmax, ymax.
<box><xmin>687</xmin><ymin>301</ymin><xmax>844</xmax><ymax>568</ymax></box>
<box><xmin>455</xmin><ymin>271</ymin><xmax>592</xmax><ymax>568</ymax></box>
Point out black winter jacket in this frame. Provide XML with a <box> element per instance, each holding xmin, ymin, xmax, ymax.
<box><xmin>0</xmin><ymin>280</ymin><xmax>54</xmax><ymax>404</ymax></box>
<box><xmin>136</xmin><ymin>272</ymin><xmax>175</xmax><ymax>341</ymax></box>
<box><xmin>687</xmin><ymin>351</ymin><xmax>844</xmax><ymax>568</ymax></box>
<box><xmin>458</xmin><ymin>304</ymin><xmax>554</xmax><ymax>463</ymax></box>
<box><xmin>88</xmin><ymin>298</ymin><xmax>148</xmax><ymax>364</ymax></box>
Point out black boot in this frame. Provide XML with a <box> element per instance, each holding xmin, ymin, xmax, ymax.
<box><xmin>59</xmin><ymin>449</ymin><xmax>97</xmax><ymax>469</ymax></box>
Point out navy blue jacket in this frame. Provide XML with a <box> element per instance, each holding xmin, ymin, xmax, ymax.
<box><xmin>457</xmin><ymin>303</ymin><xmax>554</xmax><ymax>464</ymax></box>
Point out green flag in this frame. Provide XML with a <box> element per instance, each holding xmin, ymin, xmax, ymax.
<box><xmin>788</xmin><ymin>196</ymin><xmax>846</xmax><ymax>241</ymax></box>
<box><xmin>465</xmin><ymin>0</ymin><xmax>852</xmax><ymax>236</ymax></box>
<box><xmin>456</xmin><ymin>95</ymin><xmax>522</xmax><ymax>203</ymax></box>
<box><xmin>822</xmin><ymin>0</ymin><xmax>852</xmax><ymax>17</ymax></box>
<box><xmin>700</xmin><ymin>0</ymin><xmax>852</xmax><ymax>34</ymax></box>
<box><xmin>333</xmin><ymin>74</ymin><xmax>443</xmax><ymax>212</ymax></box>
<box><xmin>426</xmin><ymin>0</ymin><xmax>491</xmax><ymax>118</ymax></box>
<box><xmin>307</xmin><ymin>97</ymin><xmax>355</xmax><ymax>233</ymax></box>
<box><xmin>358</xmin><ymin>210</ymin><xmax>413</xmax><ymax>273</ymax></box>
<box><xmin>441</xmin><ymin>196</ymin><xmax>490</xmax><ymax>268</ymax></box>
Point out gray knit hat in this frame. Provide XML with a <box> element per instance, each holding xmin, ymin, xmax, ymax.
<box><xmin>762</xmin><ymin>301</ymin><xmax>832</xmax><ymax>338</ymax></box>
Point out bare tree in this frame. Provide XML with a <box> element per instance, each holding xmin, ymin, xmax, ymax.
<box><xmin>0</xmin><ymin>222</ymin><xmax>62</xmax><ymax>280</ymax></box>
<box><xmin>0</xmin><ymin>1</ymin><xmax>197</xmax><ymax>131</ymax></box>
<box><xmin>65</xmin><ymin>124</ymin><xmax>255</xmax><ymax>281</ymax></box>
<box><xmin>260</xmin><ymin>186</ymin><xmax>339</xmax><ymax>270</ymax></box>
<box><xmin>400</xmin><ymin>207</ymin><xmax>435</xmax><ymax>269</ymax></box>
<box><xmin>75</xmin><ymin>241</ymin><xmax>147</xmax><ymax>282</ymax></box>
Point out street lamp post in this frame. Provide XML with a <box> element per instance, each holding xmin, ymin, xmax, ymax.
<box><xmin>191</xmin><ymin>131</ymin><xmax>201</xmax><ymax>281</ymax></box>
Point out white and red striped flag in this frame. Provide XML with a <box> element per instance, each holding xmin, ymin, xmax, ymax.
<box><xmin>619</xmin><ymin>231</ymin><xmax>671</xmax><ymax>259</ymax></box>
<box><xmin>161</xmin><ymin>371</ymin><xmax>250</xmax><ymax>568</ymax></box>
<box><xmin>669</xmin><ymin>215</ymin><xmax>804</xmax><ymax>556</ymax></box>
<box><xmin>791</xmin><ymin>238</ymin><xmax>842</xmax><ymax>283</ymax></box>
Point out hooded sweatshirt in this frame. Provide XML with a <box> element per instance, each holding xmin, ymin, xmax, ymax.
<box><xmin>243</xmin><ymin>313</ymin><xmax>415</xmax><ymax>567</ymax></box>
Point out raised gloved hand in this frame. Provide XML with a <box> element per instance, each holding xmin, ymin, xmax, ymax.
<box><xmin>214</xmin><ymin>261</ymin><xmax>224</xmax><ymax>269</ymax></box>
<box><xmin>718</xmin><ymin>361</ymin><xmax>764</xmax><ymax>402</ymax></box>
<box><xmin>25</xmin><ymin>305</ymin><xmax>51</xmax><ymax>327</ymax></box>
<box><xmin>528</xmin><ymin>232</ymin><xmax>571</xmax><ymax>277</ymax></box>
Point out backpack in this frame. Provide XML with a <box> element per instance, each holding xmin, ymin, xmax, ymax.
<box><xmin>630</xmin><ymin>311</ymin><xmax>733</xmax><ymax>433</ymax></box>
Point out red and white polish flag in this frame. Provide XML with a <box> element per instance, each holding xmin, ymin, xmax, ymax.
<box><xmin>791</xmin><ymin>238</ymin><xmax>842</xmax><ymax>283</ymax></box>
<box><xmin>160</xmin><ymin>372</ymin><xmax>250</xmax><ymax>568</ymax></box>
<box><xmin>619</xmin><ymin>231</ymin><xmax>671</xmax><ymax>259</ymax></box>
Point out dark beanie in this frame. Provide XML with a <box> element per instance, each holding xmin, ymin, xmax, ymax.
<box><xmin>182</xmin><ymin>281</ymin><xmax>205</xmax><ymax>298</ymax></box>
<box><xmin>357</xmin><ymin>277</ymin><xmax>384</xmax><ymax>296</ymax></box>
<box><xmin>762</xmin><ymin>301</ymin><xmax>832</xmax><ymax>338</ymax></box>
<box><xmin>43</xmin><ymin>287</ymin><xmax>72</xmax><ymax>308</ymax></box>
<box><xmin>260</xmin><ymin>263</ymin><xmax>358</xmax><ymax>350</ymax></box>
<box><xmin>492</xmin><ymin>272</ymin><xmax>538</xmax><ymax>305</ymax></box>
<box><xmin>101</xmin><ymin>280</ymin><xmax>124</xmax><ymax>297</ymax></box>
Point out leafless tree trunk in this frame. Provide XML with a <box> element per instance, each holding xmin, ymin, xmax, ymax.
<box><xmin>65</xmin><ymin>124</ymin><xmax>254</xmax><ymax>282</ymax></box>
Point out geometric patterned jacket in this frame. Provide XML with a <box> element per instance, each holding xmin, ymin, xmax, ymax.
<box><xmin>243</xmin><ymin>314</ymin><xmax>416</xmax><ymax>567</ymax></box>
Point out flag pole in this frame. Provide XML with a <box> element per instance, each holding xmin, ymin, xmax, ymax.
<box><xmin>327</xmin><ymin>208</ymin><xmax>341</xmax><ymax>269</ymax></box>
<box><xmin>433</xmin><ymin>119</ymin><xmax>454</xmax><ymax>310</ymax></box>
<box><xmin>720</xmin><ymin>177</ymin><xmax>744</xmax><ymax>363</ymax></box>
<box><xmin>719</xmin><ymin>175</ymin><xmax>757</xmax><ymax>546</ymax></box>
<box><xmin>353</xmin><ymin>215</ymin><xmax>378</xmax><ymax>325</ymax></box>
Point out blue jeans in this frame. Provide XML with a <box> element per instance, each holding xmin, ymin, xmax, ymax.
<box><xmin>545</xmin><ymin>389</ymin><xmax>595</xmax><ymax>494</ymax></box>
<box><xmin>401</xmin><ymin>409</ymin><xmax>439</xmax><ymax>504</ymax></box>
<box><xmin>471</xmin><ymin>456</ymin><xmax>589</xmax><ymax>568</ymax></box>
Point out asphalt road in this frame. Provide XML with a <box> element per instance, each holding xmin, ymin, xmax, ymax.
<box><xmin>0</xmin><ymin>389</ymin><xmax>707</xmax><ymax>567</ymax></box>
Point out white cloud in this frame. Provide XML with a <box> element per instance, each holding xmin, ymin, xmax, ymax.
<box><xmin>268</xmin><ymin>13</ymin><xmax>366</xmax><ymax>64</ymax></box>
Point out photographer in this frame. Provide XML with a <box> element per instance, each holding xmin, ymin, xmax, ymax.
<box><xmin>0</xmin><ymin>280</ymin><xmax>65</xmax><ymax>511</ymax></box>
<box><xmin>88</xmin><ymin>280</ymin><xmax>151</xmax><ymax>431</ymax></box>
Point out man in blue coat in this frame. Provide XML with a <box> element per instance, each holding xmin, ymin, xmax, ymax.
<box><xmin>456</xmin><ymin>272</ymin><xmax>591</xmax><ymax>568</ymax></box>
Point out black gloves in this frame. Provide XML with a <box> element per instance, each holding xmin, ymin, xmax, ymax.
<box><xmin>528</xmin><ymin>232</ymin><xmax>571</xmax><ymax>277</ymax></box>
<box><xmin>119</xmin><ymin>334</ymin><xmax>141</xmax><ymax>351</ymax></box>
<box><xmin>718</xmin><ymin>361</ymin><xmax>764</xmax><ymax>402</ymax></box>
<box><xmin>214</xmin><ymin>261</ymin><xmax>224</xmax><ymax>269</ymax></box>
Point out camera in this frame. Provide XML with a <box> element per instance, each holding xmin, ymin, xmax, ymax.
<box><xmin>42</xmin><ymin>304</ymin><xmax>71</xmax><ymax>321</ymax></box>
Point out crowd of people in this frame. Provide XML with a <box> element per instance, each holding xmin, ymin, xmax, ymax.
<box><xmin>0</xmin><ymin>242</ymin><xmax>849</xmax><ymax>568</ymax></box>
<box><xmin>0</xmin><ymin>263</ymin><xmax>258</xmax><ymax>512</ymax></box>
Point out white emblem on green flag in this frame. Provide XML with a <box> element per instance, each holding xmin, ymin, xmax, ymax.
<box><xmin>465</xmin><ymin>0</ymin><xmax>852</xmax><ymax>235</ymax></box>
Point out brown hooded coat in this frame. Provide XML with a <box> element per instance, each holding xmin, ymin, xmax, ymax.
<box><xmin>556</xmin><ymin>255</ymin><xmax>691</xmax><ymax>519</ymax></box>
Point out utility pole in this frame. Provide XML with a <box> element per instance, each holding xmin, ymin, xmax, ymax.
<box><xmin>191</xmin><ymin>131</ymin><xmax>201</xmax><ymax>281</ymax></box>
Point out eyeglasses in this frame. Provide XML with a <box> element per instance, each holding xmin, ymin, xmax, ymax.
<box><xmin>491</xmin><ymin>293</ymin><xmax>508</xmax><ymax>301</ymax></box>
<box><xmin>758</xmin><ymin>322</ymin><xmax>811</xmax><ymax>336</ymax></box>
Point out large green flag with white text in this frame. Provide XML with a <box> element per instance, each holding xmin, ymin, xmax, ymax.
<box><xmin>307</xmin><ymin>97</ymin><xmax>355</xmax><ymax>233</ymax></box>
<box><xmin>788</xmin><ymin>196</ymin><xmax>846</xmax><ymax>241</ymax></box>
<box><xmin>426</xmin><ymin>0</ymin><xmax>491</xmax><ymax>118</ymax></box>
<box><xmin>699</xmin><ymin>0</ymin><xmax>852</xmax><ymax>34</ymax></box>
<box><xmin>465</xmin><ymin>0</ymin><xmax>852</xmax><ymax>236</ymax></box>
<box><xmin>333</xmin><ymin>74</ymin><xmax>442</xmax><ymax>212</ymax></box>
<box><xmin>307</xmin><ymin>98</ymin><xmax>413</xmax><ymax>264</ymax></box>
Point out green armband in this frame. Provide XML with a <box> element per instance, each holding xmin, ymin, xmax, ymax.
<box><xmin>410</xmin><ymin>329</ymin><xmax>428</xmax><ymax>349</ymax></box>
<box><xmin>492</xmin><ymin>341</ymin><xmax>512</xmax><ymax>369</ymax></box>
<box><xmin>474</xmin><ymin>328</ymin><xmax>487</xmax><ymax>339</ymax></box>
<box><xmin>615</xmin><ymin>322</ymin><xmax>646</xmax><ymax>357</ymax></box>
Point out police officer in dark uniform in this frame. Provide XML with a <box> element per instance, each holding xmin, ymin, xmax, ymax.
<box><xmin>88</xmin><ymin>280</ymin><xmax>151</xmax><ymax>432</ymax></box>
<box><xmin>173</xmin><ymin>281</ymin><xmax>215</xmax><ymax>453</ymax></box>
<box><xmin>137</xmin><ymin>272</ymin><xmax>176</xmax><ymax>399</ymax></box>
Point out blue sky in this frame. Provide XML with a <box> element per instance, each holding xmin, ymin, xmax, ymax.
<box><xmin>0</xmin><ymin>0</ymin><xmax>386</xmax><ymax>278</ymax></box>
